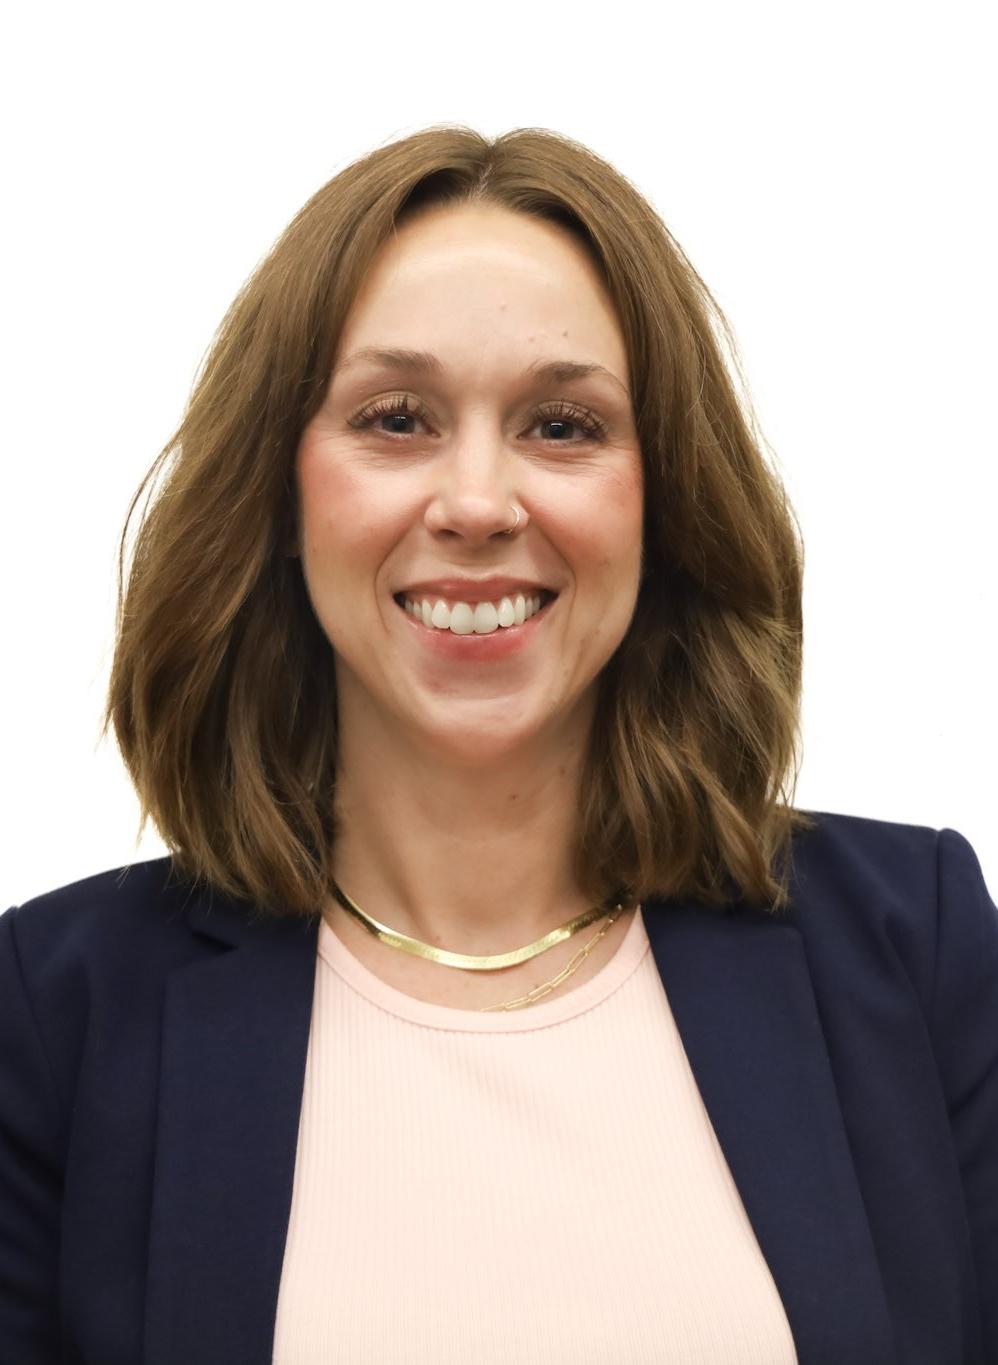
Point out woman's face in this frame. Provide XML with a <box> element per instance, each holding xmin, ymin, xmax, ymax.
<box><xmin>295</xmin><ymin>202</ymin><xmax>644</xmax><ymax>765</ymax></box>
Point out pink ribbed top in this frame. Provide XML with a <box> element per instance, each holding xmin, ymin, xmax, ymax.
<box><xmin>271</xmin><ymin>906</ymin><xmax>798</xmax><ymax>1364</ymax></box>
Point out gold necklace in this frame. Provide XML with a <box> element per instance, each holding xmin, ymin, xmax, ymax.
<box><xmin>329</xmin><ymin>879</ymin><xmax>634</xmax><ymax>1012</ymax></box>
<box><xmin>477</xmin><ymin>909</ymin><xmax>625</xmax><ymax>1011</ymax></box>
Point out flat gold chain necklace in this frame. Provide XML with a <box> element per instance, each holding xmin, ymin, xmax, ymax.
<box><xmin>329</xmin><ymin>879</ymin><xmax>633</xmax><ymax>1012</ymax></box>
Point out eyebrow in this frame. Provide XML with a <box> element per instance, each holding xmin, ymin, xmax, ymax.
<box><xmin>334</xmin><ymin>346</ymin><xmax>628</xmax><ymax>395</ymax></box>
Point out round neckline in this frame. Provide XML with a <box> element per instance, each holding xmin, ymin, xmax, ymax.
<box><xmin>317</xmin><ymin>905</ymin><xmax>650</xmax><ymax>1031</ymax></box>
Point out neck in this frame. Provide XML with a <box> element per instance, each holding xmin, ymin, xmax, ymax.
<box><xmin>328</xmin><ymin>727</ymin><xmax>595</xmax><ymax>954</ymax></box>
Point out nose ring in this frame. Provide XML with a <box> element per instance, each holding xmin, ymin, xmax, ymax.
<box><xmin>503</xmin><ymin>505</ymin><xmax>521</xmax><ymax>535</ymax></box>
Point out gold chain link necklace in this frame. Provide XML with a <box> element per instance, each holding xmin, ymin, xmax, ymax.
<box><xmin>329</xmin><ymin>879</ymin><xmax>634</xmax><ymax>1012</ymax></box>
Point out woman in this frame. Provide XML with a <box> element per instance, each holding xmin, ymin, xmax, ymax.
<box><xmin>1</xmin><ymin>126</ymin><xmax>994</xmax><ymax>1364</ymax></box>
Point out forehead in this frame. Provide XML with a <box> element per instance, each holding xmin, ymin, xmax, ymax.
<box><xmin>333</xmin><ymin>206</ymin><xmax>630</xmax><ymax>393</ymax></box>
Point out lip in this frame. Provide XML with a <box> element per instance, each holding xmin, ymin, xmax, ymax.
<box><xmin>395</xmin><ymin>576</ymin><xmax>555</xmax><ymax>604</ymax></box>
<box><xmin>393</xmin><ymin>591</ymin><xmax>559</xmax><ymax>661</ymax></box>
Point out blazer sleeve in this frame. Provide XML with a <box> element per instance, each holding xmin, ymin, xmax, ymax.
<box><xmin>930</xmin><ymin>827</ymin><xmax>998</xmax><ymax>1359</ymax></box>
<box><xmin>0</xmin><ymin>905</ymin><xmax>65</xmax><ymax>1364</ymax></box>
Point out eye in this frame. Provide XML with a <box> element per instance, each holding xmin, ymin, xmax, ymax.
<box><xmin>347</xmin><ymin>394</ymin><xmax>608</xmax><ymax>444</ymax></box>
<box><xmin>531</xmin><ymin>401</ymin><xmax>607</xmax><ymax>444</ymax></box>
<box><xmin>348</xmin><ymin>393</ymin><xmax>430</xmax><ymax>438</ymax></box>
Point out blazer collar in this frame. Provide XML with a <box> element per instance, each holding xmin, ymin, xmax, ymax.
<box><xmin>143</xmin><ymin>887</ymin><xmax>897</xmax><ymax>1365</ymax></box>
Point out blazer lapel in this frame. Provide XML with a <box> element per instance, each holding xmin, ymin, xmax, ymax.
<box><xmin>144</xmin><ymin>885</ymin><xmax>898</xmax><ymax>1365</ymax></box>
<box><xmin>144</xmin><ymin>889</ymin><xmax>320</xmax><ymax>1365</ymax></box>
<box><xmin>643</xmin><ymin>896</ymin><xmax>898</xmax><ymax>1365</ymax></box>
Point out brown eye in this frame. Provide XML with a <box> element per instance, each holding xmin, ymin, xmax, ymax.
<box><xmin>531</xmin><ymin>402</ymin><xmax>606</xmax><ymax>443</ymax></box>
<box><xmin>348</xmin><ymin>394</ymin><xmax>430</xmax><ymax>438</ymax></box>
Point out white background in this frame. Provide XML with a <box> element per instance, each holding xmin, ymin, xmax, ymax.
<box><xmin>2</xmin><ymin>0</ymin><xmax>994</xmax><ymax>908</ymax></box>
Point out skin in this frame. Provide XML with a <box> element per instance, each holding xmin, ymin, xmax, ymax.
<box><xmin>294</xmin><ymin>201</ymin><xmax>644</xmax><ymax>985</ymax></box>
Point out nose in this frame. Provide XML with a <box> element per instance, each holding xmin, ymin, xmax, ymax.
<box><xmin>423</xmin><ymin>434</ymin><xmax>526</xmax><ymax>543</ymax></box>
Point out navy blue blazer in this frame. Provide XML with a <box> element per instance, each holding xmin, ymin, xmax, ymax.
<box><xmin>1</xmin><ymin>809</ymin><xmax>996</xmax><ymax>1365</ymax></box>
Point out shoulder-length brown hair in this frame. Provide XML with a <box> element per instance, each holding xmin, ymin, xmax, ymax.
<box><xmin>102</xmin><ymin>123</ymin><xmax>815</xmax><ymax>921</ymax></box>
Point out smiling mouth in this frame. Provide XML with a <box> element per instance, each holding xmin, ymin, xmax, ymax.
<box><xmin>393</xmin><ymin>584</ymin><xmax>557</xmax><ymax>630</ymax></box>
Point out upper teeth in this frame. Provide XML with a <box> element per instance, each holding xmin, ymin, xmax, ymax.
<box><xmin>402</xmin><ymin>592</ymin><xmax>546</xmax><ymax>634</ymax></box>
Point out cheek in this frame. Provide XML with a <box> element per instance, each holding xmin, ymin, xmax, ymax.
<box><xmin>296</xmin><ymin>439</ymin><xmax>392</xmax><ymax>566</ymax></box>
<box><xmin>596</xmin><ymin>467</ymin><xmax>645</xmax><ymax>631</ymax></box>
<box><xmin>582</xmin><ymin>463</ymin><xmax>644</xmax><ymax>569</ymax></box>
<box><xmin>612</xmin><ymin>460</ymin><xmax>644</xmax><ymax>542</ymax></box>
<box><xmin>297</xmin><ymin>437</ymin><xmax>354</xmax><ymax>518</ymax></box>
